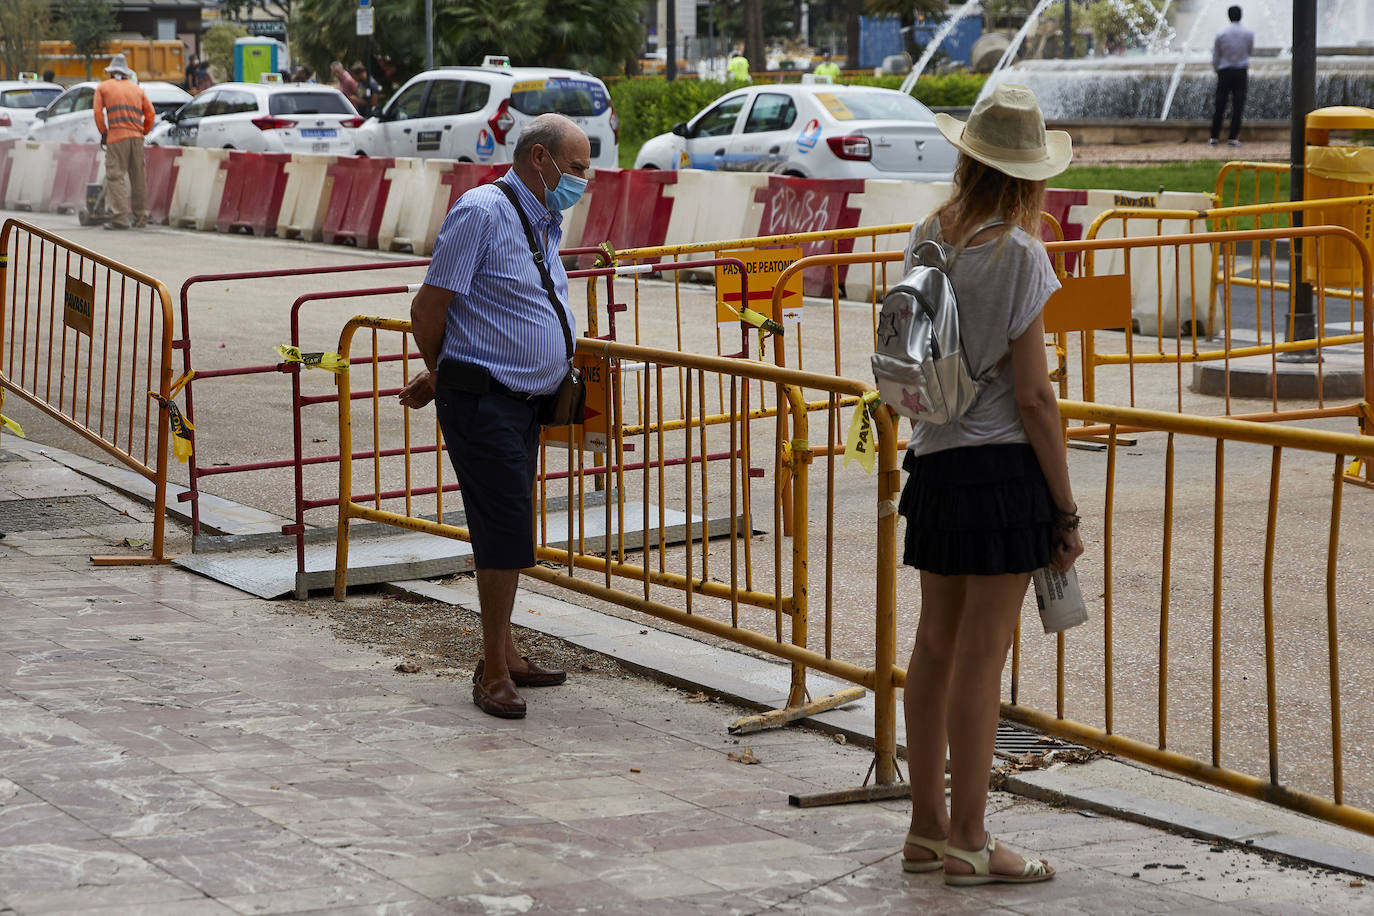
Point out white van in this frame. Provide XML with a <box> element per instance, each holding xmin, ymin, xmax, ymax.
<box><xmin>353</xmin><ymin>59</ymin><xmax>618</xmax><ymax>168</ymax></box>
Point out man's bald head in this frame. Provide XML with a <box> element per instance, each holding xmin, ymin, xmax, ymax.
<box><xmin>513</xmin><ymin>113</ymin><xmax>584</xmax><ymax>164</ymax></box>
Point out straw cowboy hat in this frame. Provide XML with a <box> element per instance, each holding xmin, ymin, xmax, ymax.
<box><xmin>103</xmin><ymin>54</ymin><xmax>134</xmax><ymax>78</ymax></box>
<box><xmin>934</xmin><ymin>83</ymin><xmax>1072</xmax><ymax>181</ymax></box>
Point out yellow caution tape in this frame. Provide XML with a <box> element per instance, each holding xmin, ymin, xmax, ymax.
<box><xmin>276</xmin><ymin>345</ymin><xmax>349</xmax><ymax>374</ymax></box>
<box><xmin>0</xmin><ymin>389</ymin><xmax>24</xmax><ymax>439</ymax></box>
<box><xmin>594</xmin><ymin>241</ymin><xmax>618</xmax><ymax>269</ymax></box>
<box><xmin>150</xmin><ymin>392</ymin><xmax>194</xmax><ymax>463</ymax></box>
<box><xmin>738</xmin><ymin>307</ymin><xmax>786</xmax><ymax>336</ymax></box>
<box><xmin>843</xmin><ymin>391</ymin><xmax>881</xmax><ymax>474</ymax></box>
<box><xmin>169</xmin><ymin>369</ymin><xmax>195</xmax><ymax>398</ymax></box>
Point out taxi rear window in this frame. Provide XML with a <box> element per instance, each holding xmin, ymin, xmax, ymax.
<box><xmin>269</xmin><ymin>91</ymin><xmax>355</xmax><ymax>116</ymax></box>
<box><xmin>814</xmin><ymin>90</ymin><xmax>933</xmax><ymax>122</ymax></box>
<box><xmin>1</xmin><ymin>88</ymin><xmax>61</xmax><ymax>109</ymax></box>
<box><xmin>509</xmin><ymin>78</ymin><xmax>609</xmax><ymax>117</ymax></box>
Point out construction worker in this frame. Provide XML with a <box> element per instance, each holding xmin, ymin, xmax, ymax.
<box><xmin>93</xmin><ymin>55</ymin><xmax>155</xmax><ymax>231</ymax></box>
<box><xmin>728</xmin><ymin>46</ymin><xmax>751</xmax><ymax>83</ymax></box>
<box><xmin>814</xmin><ymin>50</ymin><xmax>842</xmax><ymax>80</ymax></box>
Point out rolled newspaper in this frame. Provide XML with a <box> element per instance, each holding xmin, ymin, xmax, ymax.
<box><xmin>1032</xmin><ymin>566</ymin><xmax>1088</xmax><ymax>634</ymax></box>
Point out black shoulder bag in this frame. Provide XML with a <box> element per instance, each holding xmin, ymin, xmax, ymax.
<box><xmin>496</xmin><ymin>180</ymin><xmax>586</xmax><ymax>427</ymax></box>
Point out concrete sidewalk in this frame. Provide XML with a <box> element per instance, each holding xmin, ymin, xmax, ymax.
<box><xmin>0</xmin><ymin>443</ymin><xmax>1369</xmax><ymax>914</ymax></box>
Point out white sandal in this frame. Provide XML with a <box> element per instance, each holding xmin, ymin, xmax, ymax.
<box><xmin>944</xmin><ymin>833</ymin><xmax>1054</xmax><ymax>886</ymax></box>
<box><xmin>901</xmin><ymin>832</ymin><xmax>947</xmax><ymax>873</ymax></box>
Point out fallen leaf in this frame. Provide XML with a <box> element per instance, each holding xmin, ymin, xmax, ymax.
<box><xmin>728</xmin><ymin>747</ymin><xmax>760</xmax><ymax>765</ymax></box>
<box><xmin>1352</xmin><ymin>880</ymin><xmax>1366</xmax><ymax>888</ymax></box>
<box><xmin>394</xmin><ymin>662</ymin><xmax>422</xmax><ymax>674</ymax></box>
<box><xmin>833</xmin><ymin>734</ymin><xmax>847</xmax><ymax>745</ymax></box>
<box><xmin>120</xmin><ymin>537</ymin><xmax>150</xmax><ymax>549</ymax></box>
<box><xmin>639</xmin><ymin>629</ymin><xmax>648</xmax><ymax>635</ymax></box>
<box><xmin>629</xmin><ymin>767</ymin><xmax>641</xmax><ymax>773</ymax></box>
<box><xmin>527</xmin><ymin>608</ymin><xmax>541</xmax><ymax>615</ymax></box>
<box><xmin>685</xmin><ymin>691</ymin><xmax>712</xmax><ymax>703</ymax></box>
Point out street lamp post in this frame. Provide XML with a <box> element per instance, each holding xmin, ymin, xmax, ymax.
<box><xmin>1288</xmin><ymin>0</ymin><xmax>1317</xmax><ymax>349</ymax></box>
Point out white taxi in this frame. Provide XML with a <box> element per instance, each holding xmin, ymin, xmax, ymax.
<box><xmin>27</xmin><ymin>81</ymin><xmax>191</xmax><ymax>144</ymax></box>
<box><xmin>633</xmin><ymin>81</ymin><xmax>957</xmax><ymax>182</ymax></box>
<box><xmin>150</xmin><ymin>82</ymin><xmax>361</xmax><ymax>154</ymax></box>
<box><xmin>352</xmin><ymin>59</ymin><xmax>618</xmax><ymax>168</ymax></box>
<box><xmin>0</xmin><ymin>76</ymin><xmax>64</xmax><ymax>141</ymax></box>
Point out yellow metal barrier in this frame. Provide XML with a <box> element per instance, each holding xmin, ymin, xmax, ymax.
<box><xmin>332</xmin><ymin>317</ymin><xmax>906</xmax><ymax>800</ymax></box>
<box><xmin>0</xmin><ymin>219</ymin><xmax>176</xmax><ymax>563</ymax></box>
<box><xmin>584</xmin><ymin>213</ymin><xmax>1067</xmax><ymax>389</ymax></box>
<box><xmin>994</xmin><ymin>400</ymin><xmax>1374</xmax><ymax>836</ymax></box>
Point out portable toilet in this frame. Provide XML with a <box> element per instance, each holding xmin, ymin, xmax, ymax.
<box><xmin>234</xmin><ymin>37</ymin><xmax>283</xmax><ymax>84</ymax></box>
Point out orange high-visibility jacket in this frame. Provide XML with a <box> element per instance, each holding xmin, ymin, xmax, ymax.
<box><xmin>93</xmin><ymin>78</ymin><xmax>155</xmax><ymax>144</ymax></box>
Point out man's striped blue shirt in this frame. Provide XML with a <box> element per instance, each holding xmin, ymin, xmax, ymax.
<box><xmin>425</xmin><ymin>172</ymin><xmax>574</xmax><ymax>396</ymax></box>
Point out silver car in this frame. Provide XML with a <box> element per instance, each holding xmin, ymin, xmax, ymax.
<box><xmin>152</xmin><ymin>82</ymin><xmax>362</xmax><ymax>155</ymax></box>
<box><xmin>634</xmin><ymin>82</ymin><xmax>957</xmax><ymax>182</ymax></box>
<box><xmin>0</xmin><ymin>78</ymin><xmax>64</xmax><ymax>141</ymax></box>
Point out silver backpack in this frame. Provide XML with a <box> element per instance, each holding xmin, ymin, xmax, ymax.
<box><xmin>871</xmin><ymin>220</ymin><xmax>1003</xmax><ymax>424</ymax></box>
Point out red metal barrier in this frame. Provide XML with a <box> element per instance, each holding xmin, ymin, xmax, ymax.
<box><xmin>0</xmin><ymin>140</ymin><xmax>16</xmax><ymax>204</ymax></box>
<box><xmin>1044</xmin><ymin>188</ymin><xmax>1088</xmax><ymax>273</ymax></box>
<box><xmin>145</xmin><ymin>145</ymin><xmax>182</xmax><ymax>226</ymax></box>
<box><xmin>575</xmin><ymin>168</ymin><xmax>678</xmax><ymax>266</ymax></box>
<box><xmin>752</xmin><ymin>176</ymin><xmax>864</xmax><ymax>297</ymax></box>
<box><xmin>216</xmin><ymin>151</ymin><xmax>291</xmax><ymax>235</ymax></box>
<box><xmin>439</xmin><ymin>162</ymin><xmax>510</xmax><ymax>211</ymax></box>
<box><xmin>49</xmin><ymin>143</ymin><xmax>102</xmax><ymax>214</ymax></box>
<box><xmin>321</xmin><ymin>157</ymin><xmax>394</xmax><ymax>247</ymax></box>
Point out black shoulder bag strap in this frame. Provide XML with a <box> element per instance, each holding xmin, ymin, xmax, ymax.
<box><xmin>496</xmin><ymin>180</ymin><xmax>573</xmax><ymax>363</ymax></box>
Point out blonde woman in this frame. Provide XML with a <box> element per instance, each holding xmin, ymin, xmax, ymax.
<box><xmin>897</xmin><ymin>84</ymin><xmax>1084</xmax><ymax>885</ymax></box>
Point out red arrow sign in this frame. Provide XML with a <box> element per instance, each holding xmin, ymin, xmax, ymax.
<box><xmin>721</xmin><ymin>288</ymin><xmax>799</xmax><ymax>303</ymax></box>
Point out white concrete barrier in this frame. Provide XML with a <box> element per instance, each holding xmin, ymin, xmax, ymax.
<box><xmin>377</xmin><ymin>158</ymin><xmax>454</xmax><ymax>255</ymax></box>
<box><xmin>661</xmin><ymin>170</ymin><xmax>772</xmax><ymax>249</ymax></box>
<box><xmin>845</xmin><ymin>179</ymin><xmax>952</xmax><ymax>303</ymax></box>
<box><xmin>5</xmin><ymin>141</ymin><xmax>60</xmax><ymax>212</ymax></box>
<box><xmin>167</xmin><ymin>147</ymin><xmax>230</xmax><ymax>231</ymax></box>
<box><xmin>1071</xmin><ymin>190</ymin><xmax>1215</xmax><ymax>336</ymax></box>
<box><xmin>277</xmin><ymin>153</ymin><xmax>337</xmax><ymax>242</ymax></box>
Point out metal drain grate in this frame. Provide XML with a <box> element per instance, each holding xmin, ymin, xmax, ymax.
<box><xmin>994</xmin><ymin>723</ymin><xmax>1083</xmax><ymax>758</ymax></box>
<box><xmin>0</xmin><ymin>496</ymin><xmax>127</xmax><ymax>531</ymax></box>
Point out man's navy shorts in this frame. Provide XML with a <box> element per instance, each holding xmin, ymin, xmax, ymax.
<box><xmin>434</xmin><ymin>369</ymin><xmax>542</xmax><ymax>571</ymax></box>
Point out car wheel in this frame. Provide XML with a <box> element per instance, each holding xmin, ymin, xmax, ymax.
<box><xmin>355</xmin><ymin>151</ymin><xmax>368</xmax><ymax>157</ymax></box>
<box><xmin>223</xmin><ymin>145</ymin><xmax>234</xmax><ymax>150</ymax></box>
<box><xmin>458</xmin><ymin>157</ymin><xmax>472</xmax><ymax>163</ymax></box>
<box><xmin>640</xmin><ymin>164</ymin><xmax>659</xmax><ymax>170</ymax></box>
<box><xmin>783</xmin><ymin>170</ymin><xmax>805</xmax><ymax>178</ymax></box>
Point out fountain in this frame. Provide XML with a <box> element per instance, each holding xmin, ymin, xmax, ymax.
<box><xmin>900</xmin><ymin>0</ymin><xmax>984</xmax><ymax>95</ymax></box>
<box><xmin>974</xmin><ymin>0</ymin><xmax>1374</xmax><ymax>122</ymax></box>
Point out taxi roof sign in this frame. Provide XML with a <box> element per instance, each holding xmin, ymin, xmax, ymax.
<box><xmin>259</xmin><ymin>72</ymin><xmax>283</xmax><ymax>83</ymax></box>
<box><xmin>482</xmin><ymin>55</ymin><xmax>512</xmax><ymax>69</ymax></box>
<box><xmin>800</xmin><ymin>73</ymin><xmax>835</xmax><ymax>84</ymax></box>
<box><xmin>18</xmin><ymin>71</ymin><xmax>39</xmax><ymax>82</ymax></box>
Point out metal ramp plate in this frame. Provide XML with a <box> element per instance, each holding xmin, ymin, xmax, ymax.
<box><xmin>175</xmin><ymin>500</ymin><xmax>743</xmax><ymax>600</ymax></box>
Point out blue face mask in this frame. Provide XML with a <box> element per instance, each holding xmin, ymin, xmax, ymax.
<box><xmin>542</xmin><ymin>160</ymin><xmax>587</xmax><ymax>211</ymax></box>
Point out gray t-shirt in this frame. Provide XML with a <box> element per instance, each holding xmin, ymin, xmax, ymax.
<box><xmin>902</xmin><ymin>215</ymin><xmax>1060</xmax><ymax>457</ymax></box>
<box><xmin>1213</xmin><ymin>23</ymin><xmax>1254</xmax><ymax>71</ymax></box>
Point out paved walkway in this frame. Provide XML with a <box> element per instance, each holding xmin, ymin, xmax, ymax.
<box><xmin>2</xmin><ymin>445</ymin><xmax>1370</xmax><ymax>914</ymax></box>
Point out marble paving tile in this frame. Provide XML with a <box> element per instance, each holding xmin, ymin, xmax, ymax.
<box><xmin>250</xmin><ymin>793</ymin><xmax>435</xmax><ymax>826</ymax></box>
<box><xmin>141</xmin><ymin>835</ymin><xmax>388</xmax><ymax>898</ymax></box>
<box><xmin>30</xmin><ymin>772</ymin><xmax>273</xmax><ymax>838</ymax></box>
<box><xmin>382</xmin><ymin>845</ymin><xmax>594</xmax><ymax>898</ymax></box>
<box><xmin>216</xmin><ymin>878</ymin><xmax>421</xmax><ymax>915</ymax></box>
<box><xmin>0</xmin><ymin>839</ymin><xmax>170</xmax><ymax>893</ymax></box>
<box><xmin>523</xmin><ymin>789</ymin><xmax>699</xmax><ymax>823</ymax></box>
<box><xmin>0</xmin><ymin>877</ymin><xmax>211</xmax><ymax>913</ymax></box>
<box><xmin>0</xmin><ymin>787</ymin><xmax>106</xmax><ymax>846</ymax></box>
<box><xmin>585</xmin><ymin>855</ymin><xmax>723</xmax><ymax>902</ymax></box>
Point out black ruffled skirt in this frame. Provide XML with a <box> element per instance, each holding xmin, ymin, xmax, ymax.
<box><xmin>899</xmin><ymin>443</ymin><xmax>1055</xmax><ymax>576</ymax></box>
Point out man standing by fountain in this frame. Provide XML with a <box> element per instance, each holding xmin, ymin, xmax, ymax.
<box><xmin>1210</xmin><ymin>5</ymin><xmax>1254</xmax><ymax>147</ymax></box>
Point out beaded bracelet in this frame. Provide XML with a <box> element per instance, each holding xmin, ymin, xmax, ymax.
<box><xmin>1053</xmin><ymin>507</ymin><xmax>1080</xmax><ymax>531</ymax></box>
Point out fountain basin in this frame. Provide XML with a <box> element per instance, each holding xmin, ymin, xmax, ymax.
<box><xmin>990</xmin><ymin>55</ymin><xmax>1374</xmax><ymax>122</ymax></box>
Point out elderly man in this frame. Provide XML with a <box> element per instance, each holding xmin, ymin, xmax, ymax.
<box><xmin>399</xmin><ymin>113</ymin><xmax>591</xmax><ymax>719</ymax></box>
<box><xmin>93</xmin><ymin>54</ymin><xmax>155</xmax><ymax>230</ymax></box>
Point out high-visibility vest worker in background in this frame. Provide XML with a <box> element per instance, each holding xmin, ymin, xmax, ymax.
<box><xmin>728</xmin><ymin>47</ymin><xmax>751</xmax><ymax>83</ymax></box>
<box><xmin>814</xmin><ymin>51</ymin><xmax>842</xmax><ymax>80</ymax></box>
<box><xmin>93</xmin><ymin>54</ymin><xmax>156</xmax><ymax>230</ymax></box>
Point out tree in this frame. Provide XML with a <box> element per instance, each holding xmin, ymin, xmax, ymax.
<box><xmin>540</xmin><ymin>0</ymin><xmax>646</xmax><ymax>73</ymax></box>
<box><xmin>0</xmin><ymin>0</ymin><xmax>50</xmax><ymax>79</ymax></box>
<box><xmin>744</xmin><ymin>0</ymin><xmax>764</xmax><ymax>71</ymax></box>
<box><xmin>292</xmin><ymin>0</ymin><xmax>427</xmax><ymax>79</ymax></box>
<box><xmin>59</xmin><ymin>0</ymin><xmax>116</xmax><ymax>79</ymax></box>
<box><xmin>203</xmin><ymin>23</ymin><xmax>248</xmax><ymax>82</ymax></box>
<box><xmin>222</xmin><ymin>0</ymin><xmax>292</xmax><ymax>24</ymax></box>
